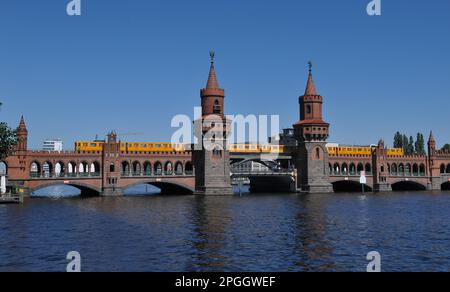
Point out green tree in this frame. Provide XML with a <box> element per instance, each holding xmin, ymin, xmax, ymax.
<box><xmin>402</xmin><ymin>135</ymin><xmax>409</xmax><ymax>154</ymax></box>
<box><xmin>0</xmin><ymin>122</ymin><xmax>17</xmax><ymax>160</ymax></box>
<box><xmin>415</xmin><ymin>133</ymin><xmax>426</xmax><ymax>155</ymax></box>
<box><xmin>442</xmin><ymin>144</ymin><xmax>450</xmax><ymax>152</ymax></box>
<box><xmin>393</xmin><ymin>132</ymin><xmax>403</xmax><ymax>148</ymax></box>
<box><xmin>407</xmin><ymin>136</ymin><xmax>415</xmax><ymax>155</ymax></box>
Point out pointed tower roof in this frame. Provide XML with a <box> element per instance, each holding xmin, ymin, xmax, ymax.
<box><xmin>19</xmin><ymin>115</ymin><xmax>26</xmax><ymax>129</ymax></box>
<box><xmin>429</xmin><ymin>131</ymin><xmax>435</xmax><ymax>142</ymax></box>
<box><xmin>206</xmin><ymin>52</ymin><xmax>220</xmax><ymax>89</ymax></box>
<box><xmin>305</xmin><ymin>61</ymin><xmax>318</xmax><ymax>96</ymax></box>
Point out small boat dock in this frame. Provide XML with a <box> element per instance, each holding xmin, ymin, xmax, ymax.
<box><xmin>0</xmin><ymin>193</ymin><xmax>24</xmax><ymax>204</ymax></box>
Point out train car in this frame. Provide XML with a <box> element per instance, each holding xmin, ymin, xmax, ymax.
<box><xmin>326</xmin><ymin>144</ymin><xmax>404</xmax><ymax>156</ymax></box>
<box><xmin>75</xmin><ymin>141</ymin><xmax>190</xmax><ymax>153</ymax></box>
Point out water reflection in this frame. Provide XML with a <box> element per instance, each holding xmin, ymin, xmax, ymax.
<box><xmin>2</xmin><ymin>191</ymin><xmax>450</xmax><ymax>271</ymax></box>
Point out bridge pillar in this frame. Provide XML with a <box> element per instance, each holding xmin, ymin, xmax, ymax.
<box><xmin>373</xmin><ymin>139</ymin><xmax>392</xmax><ymax>193</ymax></box>
<box><xmin>101</xmin><ymin>187</ymin><xmax>123</xmax><ymax>197</ymax></box>
<box><xmin>293</xmin><ymin>64</ymin><xmax>333</xmax><ymax>194</ymax></box>
<box><xmin>295</xmin><ymin>142</ymin><xmax>333</xmax><ymax>193</ymax></box>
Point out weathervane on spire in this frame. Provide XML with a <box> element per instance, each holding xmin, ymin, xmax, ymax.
<box><xmin>308</xmin><ymin>61</ymin><xmax>313</xmax><ymax>73</ymax></box>
<box><xmin>210</xmin><ymin>51</ymin><xmax>215</xmax><ymax>63</ymax></box>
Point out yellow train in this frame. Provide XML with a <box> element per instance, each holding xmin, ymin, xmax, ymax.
<box><xmin>75</xmin><ymin>141</ymin><xmax>188</xmax><ymax>152</ymax></box>
<box><xmin>75</xmin><ymin>141</ymin><xmax>289</xmax><ymax>154</ymax></box>
<box><xmin>326</xmin><ymin>145</ymin><xmax>404</xmax><ymax>156</ymax></box>
<box><xmin>75</xmin><ymin>141</ymin><xmax>404</xmax><ymax>156</ymax></box>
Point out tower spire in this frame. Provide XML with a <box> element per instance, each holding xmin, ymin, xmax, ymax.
<box><xmin>19</xmin><ymin>115</ymin><xmax>26</xmax><ymax>129</ymax></box>
<box><xmin>305</xmin><ymin>61</ymin><xmax>317</xmax><ymax>96</ymax></box>
<box><xmin>206</xmin><ymin>51</ymin><xmax>220</xmax><ymax>89</ymax></box>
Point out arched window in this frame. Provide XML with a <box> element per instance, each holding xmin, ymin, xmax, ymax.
<box><xmin>441</xmin><ymin>164</ymin><xmax>446</xmax><ymax>174</ymax></box>
<box><xmin>399</xmin><ymin>164</ymin><xmax>405</xmax><ymax>176</ymax></box>
<box><xmin>175</xmin><ymin>162</ymin><xmax>184</xmax><ymax>175</ymax></box>
<box><xmin>55</xmin><ymin>162</ymin><xmax>65</xmax><ymax>177</ymax></box>
<box><xmin>91</xmin><ymin>162</ymin><xmax>101</xmax><ymax>177</ymax></box>
<box><xmin>306</xmin><ymin>105</ymin><xmax>312</xmax><ymax>114</ymax></box>
<box><xmin>342</xmin><ymin>163</ymin><xmax>348</xmax><ymax>175</ymax></box>
<box><xmin>68</xmin><ymin>162</ymin><xmax>77</xmax><ymax>177</ymax></box>
<box><xmin>43</xmin><ymin>161</ymin><xmax>53</xmax><ymax>178</ymax></box>
<box><xmin>365</xmin><ymin>163</ymin><xmax>372</xmax><ymax>175</ymax></box>
<box><xmin>405</xmin><ymin>164</ymin><xmax>412</xmax><ymax>176</ymax></box>
<box><xmin>185</xmin><ymin>162</ymin><xmax>193</xmax><ymax>175</ymax></box>
<box><xmin>391</xmin><ymin>163</ymin><xmax>398</xmax><ymax>175</ymax></box>
<box><xmin>132</xmin><ymin>161</ymin><xmax>141</xmax><ymax>176</ymax></box>
<box><xmin>110</xmin><ymin>163</ymin><xmax>115</xmax><ymax>173</ymax></box>
<box><xmin>333</xmin><ymin>163</ymin><xmax>340</xmax><ymax>175</ymax></box>
<box><xmin>412</xmin><ymin>164</ymin><xmax>419</xmax><ymax>176</ymax></box>
<box><xmin>30</xmin><ymin>161</ymin><xmax>41</xmax><ymax>178</ymax></box>
<box><xmin>213</xmin><ymin>100</ymin><xmax>221</xmax><ymax>114</ymax></box>
<box><xmin>315</xmin><ymin>147</ymin><xmax>321</xmax><ymax>160</ymax></box>
<box><xmin>165</xmin><ymin>161</ymin><xmax>173</xmax><ymax>175</ymax></box>
<box><xmin>419</xmin><ymin>164</ymin><xmax>426</xmax><ymax>176</ymax></box>
<box><xmin>122</xmin><ymin>161</ymin><xmax>130</xmax><ymax>176</ymax></box>
<box><xmin>143</xmin><ymin>162</ymin><xmax>152</xmax><ymax>176</ymax></box>
<box><xmin>357</xmin><ymin>163</ymin><xmax>364</xmax><ymax>175</ymax></box>
<box><xmin>447</xmin><ymin>164</ymin><xmax>450</xmax><ymax>174</ymax></box>
<box><xmin>349</xmin><ymin>163</ymin><xmax>356</xmax><ymax>175</ymax></box>
<box><xmin>154</xmin><ymin>162</ymin><xmax>163</xmax><ymax>176</ymax></box>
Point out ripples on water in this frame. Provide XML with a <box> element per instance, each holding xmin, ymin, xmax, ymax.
<box><xmin>1</xmin><ymin>185</ymin><xmax>450</xmax><ymax>272</ymax></box>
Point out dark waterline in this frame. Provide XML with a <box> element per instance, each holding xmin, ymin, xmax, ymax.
<box><xmin>1</xmin><ymin>186</ymin><xmax>450</xmax><ymax>272</ymax></box>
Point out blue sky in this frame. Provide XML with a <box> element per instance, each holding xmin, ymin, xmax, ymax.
<box><xmin>0</xmin><ymin>0</ymin><xmax>449</xmax><ymax>149</ymax></box>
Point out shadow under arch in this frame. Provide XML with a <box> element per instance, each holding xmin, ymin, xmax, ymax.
<box><xmin>332</xmin><ymin>180</ymin><xmax>372</xmax><ymax>193</ymax></box>
<box><xmin>123</xmin><ymin>180</ymin><xmax>194</xmax><ymax>195</ymax></box>
<box><xmin>30</xmin><ymin>182</ymin><xmax>101</xmax><ymax>197</ymax></box>
<box><xmin>442</xmin><ymin>182</ymin><xmax>450</xmax><ymax>191</ymax></box>
<box><xmin>391</xmin><ymin>181</ymin><xmax>427</xmax><ymax>191</ymax></box>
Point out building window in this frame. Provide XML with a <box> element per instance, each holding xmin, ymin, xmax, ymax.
<box><xmin>213</xmin><ymin>100</ymin><xmax>221</xmax><ymax>114</ymax></box>
<box><xmin>306</xmin><ymin>105</ymin><xmax>312</xmax><ymax>114</ymax></box>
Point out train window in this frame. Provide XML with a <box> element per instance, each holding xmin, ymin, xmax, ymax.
<box><xmin>91</xmin><ymin>143</ymin><xmax>97</xmax><ymax>147</ymax></box>
<box><xmin>155</xmin><ymin>144</ymin><xmax>161</xmax><ymax>148</ymax></box>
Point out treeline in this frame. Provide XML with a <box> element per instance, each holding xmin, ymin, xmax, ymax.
<box><xmin>393</xmin><ymin>132</ymin><xmax>426</xmax><ymax>155</ymax></box>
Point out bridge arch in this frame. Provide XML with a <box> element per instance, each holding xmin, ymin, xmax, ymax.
<box><xmin>442</xmin><ymin>182</ymin><xmax>450</xmax><ymax>191</ymax></box>
<box><xmin>391</xmin><ymin>180</ymin><xmax>426</xmax><ymax>191</ymax></box>
<box><xmin>357</xmin><ymin>163</ymin><xmax>364</xmax><ymax>174</ymax></box>
<box><xmin>0</xmin><ymin>161</ymin><xmax>7</xmax><ymax>175</ymax></box>
<box><xmin>30</xmin><ymin>181</ymin><xmax>101</xmax><ymax>197</ymax></box>
<box><xmin>365</xmin><ymin>163</ymin><xmax>372</xmax><ymax>175</ymax></box>
<box><xmin>349</xmin><ymin>163</ymin><xmax>356</xmax><ymax>175</ymax></box>
<box><xmin>79</xmin><ymin>161</ymin><xmax>89</xmax><ymax>176</ymax></box>
<box><xmin>68</xmin><ymin>161</ymin><xmax>77</xmax><ymax>177</ymax></box>
<box><xmin>122</xmin><ymin>180</ymin><xmax>194</xmax><ymax>195</ymax></box>
<box><xmin>391</xmin><ymin>163</ymin><xmax>398</xmax><ymax>175</ymax></box>
<box><xmin>332</xmin><ymin>180</ymin><xmax>372</xmax><ymax>193</ymax></box>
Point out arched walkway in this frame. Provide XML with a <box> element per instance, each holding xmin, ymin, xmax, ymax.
<box><xmin>185</xmin><ymin>161</ymin><xmax>193</xmax><ymax>175</ymax></box>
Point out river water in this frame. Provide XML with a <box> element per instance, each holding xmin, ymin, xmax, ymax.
<box><xmin>1</xmin><ymin>186</ymin><xmax>450</xmax><ymax>272</ymax></box>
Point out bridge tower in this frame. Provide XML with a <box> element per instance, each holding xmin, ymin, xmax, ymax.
<box><xmin>427</xmin><ymin>131</ymin><xmax>441</xmax><ymax>190</ymax></box>
<box><xmin>293</xmin><ymin>64</ymin><xmax>333</xmax><ymax>193</ymax></box>
<box><xmin>101</xmin><ymin>131</ymin><xmax>123</xmax><ymax>196</ymax></box>
<box><xmin>15</xmin><ymin>116</ymin><xmax>29</xmax><ymax>178</ymax></box>
<box><xmin>193</xmin><ymin>52</ymin><xmax>233</xmax><ymax>196</ymax></box>
<box><xmin>372</xmin><ymin>139</ymin><xmax>392</xmax><ymax>192</ymax></box>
